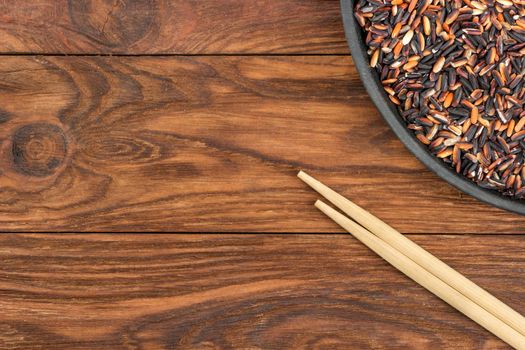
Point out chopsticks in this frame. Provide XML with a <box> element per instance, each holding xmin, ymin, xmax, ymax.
<box><xmin>298</xmin><ymin>171</ymin><xmax>525</xmax><ymax>349</ymax></box>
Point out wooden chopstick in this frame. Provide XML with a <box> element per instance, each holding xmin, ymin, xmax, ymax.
<box><xmin>314</xmin><ymin>199</ymin><xmax>525</xmax><ymax>350</ymax></box>
<box><xmin>298</xmin><ymin>170</ymin><xmax>525</xmax><ymax>337</ymax></box>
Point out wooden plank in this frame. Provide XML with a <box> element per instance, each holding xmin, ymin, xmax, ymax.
<box><xmin>0</xmin><ymin>0</ymin><xmax>347</xmax><ymax>55</ymax></box>
<box><xmin>1</xmin><ymin>55</ymin><xmax>525</xmax><ymax>233</ymax></box>
<box><xmin>0</xmin><ymin>233</ymin><xmax>522</xmax><ymax>349</ymax></box>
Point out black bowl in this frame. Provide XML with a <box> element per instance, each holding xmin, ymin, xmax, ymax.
<box><xmin>340</xmin><ymin>0</ymin><xmax>525</xmax><ymax>216</ymax></box>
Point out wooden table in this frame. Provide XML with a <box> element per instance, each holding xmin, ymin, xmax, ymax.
<box><xmin>0</xmin><ymin>1</ymin><xmax>523</xmax><ymax>348</ymax></box>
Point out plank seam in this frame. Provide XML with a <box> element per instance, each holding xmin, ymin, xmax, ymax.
<box><xmin>0</xmin><ymin>53</ymin><xmax>351</xmax><ymax>57</ymax></box>
<box><xmin>0</xmin><ymin>232</ymin><xmax>521</xmax><ymax>235</ymax></box>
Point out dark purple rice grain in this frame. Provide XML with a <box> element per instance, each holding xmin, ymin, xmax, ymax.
<box><xmin>355</xmin><ymin>0</ymin><xmax>525</xmax><ymax>198</ymax></box>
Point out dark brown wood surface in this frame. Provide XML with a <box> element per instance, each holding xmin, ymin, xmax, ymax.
<box><xmin>1</xmin><ymin>55</ymin><xmax>525</xmax><ymax>233</ymax></box>
<box><xmin>0</xmin><ymin>56</ymin><xmax>525</xmax><ymax>233</ymax></box>
<box><xmin>1</xmin><ymin>1</ymin><xmax>524</xmax><ymax>349</ymax></box>
<box><xmin>0</xmin><ymin>0</ymin><xmax>347</xmax><ymax>54</ymax></box>
<box><xmin>0</xmin><ymin>234</ymin><xmax>522</xmax><ymax>349</ymax></box>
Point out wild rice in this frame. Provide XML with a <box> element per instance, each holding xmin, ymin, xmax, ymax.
<box><xmin>355</xmin><ymin>0</ymin><xmax>525</xmax><ymax>198</ymax></box>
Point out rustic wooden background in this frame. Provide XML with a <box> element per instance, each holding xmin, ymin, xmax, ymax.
<box><xmin>0</xmin><ymin>0</ymin><xmax>523</xmax><ymax>348</ymax></box>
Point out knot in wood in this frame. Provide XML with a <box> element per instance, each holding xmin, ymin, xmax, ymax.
<box><xmin>11</xmin><ymin>123</ymin><xmax>68</xmax><ymax>177</ymax></box>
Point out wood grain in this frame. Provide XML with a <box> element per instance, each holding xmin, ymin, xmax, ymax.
<box><xmin>0</xmin><ymin>0</ymin><xmax>347</xmax><ymax>55</ymax></box>
<box><xmin>0</xmin><ymin>233</ymin><xmax>522</xmax><ymax>349</ymax></box>
<box><xmin>2</xmin><ymin>1</ymin><xmax>522</xmax><ymax>349</ymax></box>
<box><xmin>1</xmin><ymin>55</ymin><xmax>525</xmax><ymax>233</ymax></box>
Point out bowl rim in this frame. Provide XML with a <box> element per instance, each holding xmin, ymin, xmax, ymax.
<box><xmin>340</xmin><ymin>0</ymin><xmax>525</xmax><ymax>215</ymax></box>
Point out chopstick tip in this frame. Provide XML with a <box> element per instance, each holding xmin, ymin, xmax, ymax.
<box><xmin>297</xmin><ymin>170</ymin><xmax>313</xmax><ymax>183</ymax></box>
<box><xmin>314</xmin><ymin>199</ymin><xmax>327</xmax><ymax>210</ymax></box>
